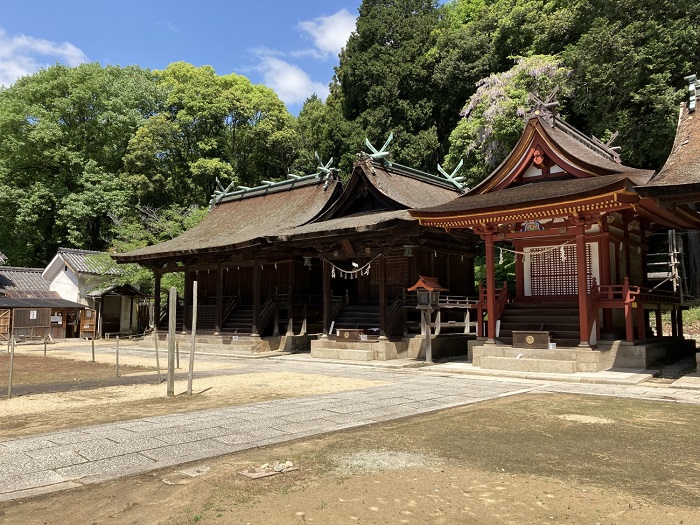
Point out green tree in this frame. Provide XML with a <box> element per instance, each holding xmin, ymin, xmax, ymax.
<box><xmin>90</xmin><ymin>204</ymin><xmax>207</xmax><ymax>296</ymax></box>
<box><xmin>0</xmin><ymin>63</ymin><xmax>162</xmax><ymax>266</ymax></box>
<box><xmin>446</xmin><ymin>55</ymin><xmax>571</xmax><ymax>186</ymax></box>
<box><xmin>123</xmin><ymin>62</ymin><xmax>298</xmax><ymax>208</ymax></box>
<box><xmin>333</xmin><ymin>0</ymin><xmax>446</xmax><ymax>171</ymax></box>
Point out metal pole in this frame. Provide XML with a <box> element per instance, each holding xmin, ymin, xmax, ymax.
<box><xmin>167</xmin><ymin>287</ymin><xmax>176</xmax><ymax>397</ymax></box>
<box><xmin>116</xmin><ymin>335</ymin><xmax>120</xmax><ymax>377</ymax></box>
<box><xmin>7</xmin><ymin>336</ymin><xmax>15</xmax><ymax>399</ymax></box>
<box><xmin>188</xmin><ymin>281</ymin><xmax>197</xmax><ymax>396</ymax></box>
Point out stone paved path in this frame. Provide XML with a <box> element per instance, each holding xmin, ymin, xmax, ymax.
<box><xmin>2</xmin><ymin>356</ymin><xmax>700</xmax><ymax>502</ymax></box>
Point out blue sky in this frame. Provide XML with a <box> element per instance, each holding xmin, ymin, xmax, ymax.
<box><xmin>0</xmin><ymin>1</ymin><xmax>361</xmax><ymax>113</ymax></box>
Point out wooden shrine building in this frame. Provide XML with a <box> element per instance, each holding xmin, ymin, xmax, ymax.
<box><xmin>410</xmin><ymin>97</ymin><xmax>700</xmax><ymax>371</ymax></box>
<box><xmin>113</xmin><ymin>144</ymin><xmax>476</xmax><ymax>357</ymax></box>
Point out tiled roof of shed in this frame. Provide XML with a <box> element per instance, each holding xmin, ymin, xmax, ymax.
<box><xmin>57</xmin><ymin>248</ymin><xmax>119</xmax><ymax>275</ymax></box>
<box><xmin>0</xmin><ymin>267</ymin><xmax>50</xmax><ymax>294</ymax></box>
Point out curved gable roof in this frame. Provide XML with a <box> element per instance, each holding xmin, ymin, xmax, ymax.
<box><xmin>638</xmin><ymin>100</ymin><xmax>700</xmax><ymax>203</ymax></box>
<box><xmin>468</xmin><ymin>114</ymin><xmax>649</xmax><ymax>195</ymax></box>
<box><xmin>313</xmin><ymin>157</ymin><xmax>463</xmax><ymax>222</ymax></box>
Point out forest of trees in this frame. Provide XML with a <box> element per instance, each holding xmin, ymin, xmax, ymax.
<box><xmin>1</xmin><ymin>0</ymin><xmax>699</xmax><ymax>283</ymax></box>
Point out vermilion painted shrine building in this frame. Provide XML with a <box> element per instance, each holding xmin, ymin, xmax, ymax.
<box><xmin>115</xmin><ymin>86</ymin><xmax>700</xmax><ymax>370</ymax></box>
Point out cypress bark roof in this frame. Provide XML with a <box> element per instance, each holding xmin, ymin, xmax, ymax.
<box><xmin>113</xmin><ymin>156</ymin><xmax>465</xmax><ymax>264</ymax></box>
<box><xmin>113</xmin><ymin>177</ymin><xmax>342</xmax><ymax>263</ymax></box>
<box><xmin>637</xmin><ymin>101</ymin><xmax>700</xmax><ymax>201</ymax></box>
<box><xmin>413</xmin><ymin>174</ymin><xmax>643</xmax><ymax>217</ymax></box>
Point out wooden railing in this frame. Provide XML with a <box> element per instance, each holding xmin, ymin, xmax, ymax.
<box><xmin>387</xmin><ymin>295</ymin><xmax>405</xmax><ymax>336</ymax></box>
<box><xmin>586</xmin><ymin>277</ymin><xmax>600</xmax><ymax>342</ymax></box>
<box><xmin>595</xmin><ymin>276</ymin><xmax>681</xmax><ymax>341</ymax></box>
<box><xmin>222</xmin><ymin>292</ymin><xmax>240</xmax><ymax>323</ymax></box>
<box><xmin>258</xmin><ymin>295</ymin><xmax>277</xmax><ymax>334</ymax></box>
<box><xmin>330</xmin><ymin>295</ymin><xmax>345</xmax><ymax>322</ymax></box>
<box><xmin>474</xmin><ymin>281</ymin><xmax>509</xmax><ymax>338</ymax></box>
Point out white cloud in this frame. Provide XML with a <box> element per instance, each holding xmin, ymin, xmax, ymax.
<box><xmin>298</xmin><ymin>8</ymin><xmax>357</xmax><ymax>58</ymax></box>
<box><xmin>0</xmin><ymin>27</ymin><xmax>89</xmax><ymax>87</ymax></box>
<box><xmin>257</xmin><ymin>55</ymin><xmax>329</xmax><ymax>106</ymax></box>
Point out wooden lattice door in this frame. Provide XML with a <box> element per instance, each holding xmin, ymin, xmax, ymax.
<box><xmin>0</xmin><ymin>309</ymin><xmax>9</xmax><ymax>341</ymax></box>
<box><xmin>528</xmin><ymin>244</ymin><xmax>593</xmax><ymax>296</ymax></box>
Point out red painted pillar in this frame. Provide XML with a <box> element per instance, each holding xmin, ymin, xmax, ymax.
<box><xmin>575</xmin><ymin>223</ymin><xmax>590</xmax><ymax>346</ymax></box>
<box><xmin>484</xmin><ymin>231</ymin><xmax>496</xmax><ymax>343</ymax></box>
<box><xmin>600</xmin><ymin>231</ymin><xmax>613</xmax><ymax>332</ymax></box>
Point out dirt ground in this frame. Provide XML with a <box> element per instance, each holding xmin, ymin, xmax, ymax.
<box><xmin>0</xmin><ymin>343</ymin><xmax>386</xmax><ymax>439</ymax></box>
<box><xmin>2</xmin><ymin>394</ymin><xmax>700</xmax><ymax>525</ymax></box>
<box><xmin>1</xmin><ymin>341</ymin><xmax>700</xmax><ymax>524</ymax></box>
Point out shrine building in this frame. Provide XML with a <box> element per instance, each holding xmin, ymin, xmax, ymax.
<box><xmin>410</xmin><ymin>94</ymin><xmax>700</xmax><ymax>372</ymax></box>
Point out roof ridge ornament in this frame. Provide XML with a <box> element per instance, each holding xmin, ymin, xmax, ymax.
<box><xmin>590</xmin><ymin>132</ymin><xmax>621</xmax><ymax>163</ymax></box>
<box><xmin>314</xmin><ymin>152</ymin><xmax>337</xmax><ymax>190</ymax></box>
<box><xmin>210</xmin><ymin>177</ymin><xmax>237</xmax><ymax>208</ymax></box>
<box><xmin>437</xmin><ymin>159</ymin><xmax>467</xmax><ymax>190</ymax></box>
<box><xmin>365</xmin><ymin>132</ymin><xmax>394</xmax><ymax>166</ymax></box>
<box><xmin>685</xmin><ymin>73</ymin><xmax>697</xmax><ymax>113</ymax></box>
<box><xmin>525</xmin><ymin>88</ymin><xmax>560</xmax><ymax>126</ymax></box>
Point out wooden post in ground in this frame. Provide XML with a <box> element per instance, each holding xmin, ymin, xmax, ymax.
<box><xmin>7</xmin><ymin>336</ymin><xmax>15</xmax><ymax>399</ymax></box>
<box><xmin>423</xmin><ymin>308</ymin><xmax>433</xmax><ymax>364</ymax></box>
<box><xmin>188</xmin><ymin>281</ymin><xmax>198</xmax><ymax>396</ymax></box>
<box><xmin>91</xmin><ymin>337</ymin><xmax>95</xmax><ymax>362</ymax></box>
<box><xmin>167</xmin><ymin>287</ymin><xmax>176</xmax><ymax>397</ymax></box>
<box><xmin>154</xmin><ymin>331</ymin><xmax>161</xmax><ymax>379</ymax></box>
<box><xmin>176</xmin><ymin>341</ymin><xmax>180</xmax><ymax>369</ymax></box>
<box><xmin>116</xmin><ymin>336</ymin><xmax>120</xmax><ymax>377</ymax></box>
<box><xmin>44</xmin><ymin>337</ymin><xmax>47</xmax><ymax>357</ymax></box>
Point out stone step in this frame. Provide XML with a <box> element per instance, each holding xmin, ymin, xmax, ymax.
<box><xmin>497</xmin><ymin>337</ymin><xmax>581</xmax><ymax>348</ymax></box>
<box><xmin>480</xmin><ymin>355</ymin><xmax>577</xmax><ymax>374</ymax></box>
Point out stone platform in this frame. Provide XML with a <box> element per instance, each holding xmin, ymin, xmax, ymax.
<box><xmin>471</xmin><ymin>337</ymin><xmax>697</xmax><ymax>374</ymax></box>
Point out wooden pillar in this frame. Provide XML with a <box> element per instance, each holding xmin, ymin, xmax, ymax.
<box><xmin>600</xmin><ymin>233</ymin><xmax>613</xmax><ymax>332</ymax></box>
<box><xmin>655</xmin><ymin>306</ymin><xmax>662</xmax><ymax>337</ymax></box>
<box><xmin>322</xmin><ymin>259</ymin><xmax>331</xmax><ymax>337</ymax></box>
<box><xmin>575</xmin><ymin>223</ymin><xmax>590</xmax><ymax>346</ymax></box>
<box><xmin>636</xmin><ymin>304</ymin><xmax>645</xmax><ymax>340</ymax></box>
<box><xmin>514</xmin><ymin>245</ymin><xmax>525</xmax><ymax>300</ymax></box>
<box><xmin>623</xmin><ymin>220</ymin><xmax>632</xmax><ymax>279</ymax></box>
<box><xmin>183</xmin><ymin>270</ymin><xmax>191</xmax><ymax>332</ymax></box>
<box><xmin>640</xmin><ymin>221</ymin><xmax>649</xmax><ymax>287</ymax></box>
<box><xmin>670</xmin><ymin>309</ymin><xmax>678</xmax><ymax>338</ymax></box>
<box><xmin>677</xmin><ymin>307</ymin><xmax>684</xmax><ymax>338</ymax></box>
<box><xmin>154</xmin><ymin>268</ymin><xmax>162</xmax><ymax>331</ymax></box>
<box><xmin>252</xmin><ymin>263</ymin><xmax>261</xmax><ymax>336</ymax></box>
<box><xmin>623</xmin><ymin>277</ymin><xmax>634</xmax><ymax>341</ymax></box>
<box><xmin>215</xmin><ymin>266</ymin><xmax>223</xmax><ymax>334</ymax></box>
<box><xmin>379</xmin><ymin>255</ymin><xmax>387</xmax><ymax>339</ymax></box>
<box><xmin>484</xmin><ymin>231</ymin><xmax>496</xmax><ymax>343</ymax></box>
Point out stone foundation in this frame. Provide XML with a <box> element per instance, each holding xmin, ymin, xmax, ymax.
<box><xmin>471</xmin><ymin>337</ymin><xmax>697</xmax><ymax>373</ymax></box>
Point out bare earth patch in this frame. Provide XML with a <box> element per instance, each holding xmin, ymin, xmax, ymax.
<box><xmin>1</xmin><ymin>394</ymin><xmax>699</xmax><ymax>525</ymax></box>
<box><xmin>0</xmin><ymin>346</ymin><xmax>386</xmax><ymax>439</ymax></box>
